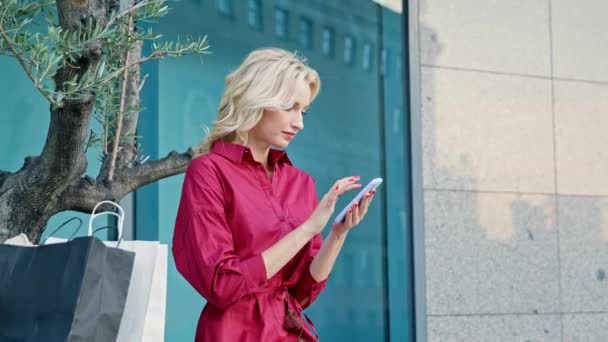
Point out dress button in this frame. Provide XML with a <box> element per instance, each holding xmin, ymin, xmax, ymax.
<box><xmin>280</xmin><ymin>216</ymin><xmax>286</xmax><ymax>222</ymax></box>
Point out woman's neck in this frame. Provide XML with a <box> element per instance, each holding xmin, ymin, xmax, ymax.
<box><xmin>246</xmin><ymin>142</ymin><xmax>271</xmax><ymax>170</ymax></box>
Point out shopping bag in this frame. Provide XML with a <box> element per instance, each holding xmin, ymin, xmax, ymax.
<box><xmin>0</xmin><ymin>236</ymin><xmax>135</xmax><ymax>342</ymax></box>
<box><xmin>116</xmin><ymin>240</ymin><xmax>164</xmax><ymax>342</ymax></box>
<box><xmin>75</xmin><ymin>200</ymin><xmax>168</xmax><ymax>342</ymax></box>
<box><xmin>141</xmin><ymin>243</ymin><xmax>168</xmax><ymax>341</ymax></box>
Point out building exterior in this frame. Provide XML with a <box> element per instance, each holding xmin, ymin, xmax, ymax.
<box><xmin>1</xmin><ymin>0</ymin><xmax>607</xmax><ymax>341</ymax></box>
<box><xmin>414</xmin><ymin>1</ymin><xmax>608</xmax><ymax>341</ymax></box>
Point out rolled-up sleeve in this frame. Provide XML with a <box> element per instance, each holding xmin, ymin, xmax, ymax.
<box><xmin>289</xmin><ymin>233</ymin><xmax>328</xmax><ymax>309</ymax></box>
<box><xmin>172</xmin><ymin>160</ymin><xmax>268</xmax><ymax>310</ymax></box>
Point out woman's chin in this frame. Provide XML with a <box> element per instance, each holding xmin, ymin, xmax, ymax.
<box><xmin>273</xmin><ymin>139</ymin><xmax>291</xmax><ymax>148</ymax></box>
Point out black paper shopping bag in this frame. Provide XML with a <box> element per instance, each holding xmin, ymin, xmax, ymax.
<box><xmin>0</xmin><ymin>236</ymin><xmax>135</xmax><ymax>342</ymax></box>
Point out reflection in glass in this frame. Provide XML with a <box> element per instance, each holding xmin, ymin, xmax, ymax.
<box><xmin>321</xmin><ymin>27</ymin><xmax>335</xmax><ymax>58</ymax></box>
<box><xmin>381</xmin><ymin>47</ymin><xmax>389</xmax><ymax>76</ymax></box>
<box><xmin>215</xmin><ymin>0</ymin><xmax>233</xmax><ymax>18</ymax></box>
<box><xmin>299</xmin><ymin>17</ymin><xmax>313</xmax><ymax>49</ymax></box>
<box><xmin>247</xmin><ymin>0</ymin><xmax>262</xmax><ymax>31</ymax></box>
<box><xmin>344</xmin><ymin>35</ymin><xmax>356</xmax><ymax>65</ymax></box>
<box><xmin>363</xmin><ymin>41</ymin><xmax>374</xmax><ymax>71</ymax></box>
<box><xmin>274</xmin><ymin>7</ymin><xmax>288</xmax><ymax>40</ymax></box>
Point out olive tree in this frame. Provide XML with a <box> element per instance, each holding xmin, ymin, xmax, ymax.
<box><xmin>0</xmin><ymin>0</ymin><xmax>208</xmax><ymax>242</ymax></box>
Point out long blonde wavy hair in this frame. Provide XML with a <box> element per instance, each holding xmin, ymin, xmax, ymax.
<box><xmin>195</xmin><ymin>48</ymin><xmax>321</xmax><ymax>156</ymax></box>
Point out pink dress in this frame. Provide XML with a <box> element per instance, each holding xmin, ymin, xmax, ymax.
<box><xmin>173</xmin><ymin>141</ymin><xmax>327</xmax><ymax>341</ymax></box>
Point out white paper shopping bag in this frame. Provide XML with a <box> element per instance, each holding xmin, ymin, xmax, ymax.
<box><xmin>141</xmin><ymin>244</ymin><xmax>168</xmax><ymax>341</ymax></box>
<box><xmin>115</xmin><ymin>240</ymin><xmax>161</xmax><ymax>342</ymax></box>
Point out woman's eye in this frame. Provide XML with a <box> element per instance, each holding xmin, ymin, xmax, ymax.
<box><xmin>302</xmin><ymin>110</ymin><xmax>308</xmax><ymax>116</ymax></box>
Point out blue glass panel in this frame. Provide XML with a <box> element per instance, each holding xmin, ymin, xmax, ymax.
<box><xmin>381</xmin><ymin>6</ymin><xmax>415</xmax><ymax>341</ymax></box>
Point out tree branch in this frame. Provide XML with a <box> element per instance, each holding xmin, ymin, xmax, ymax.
<box><xmin>97</xmin><ymin>51</ymin><xmax>163</xmax><ymax>85</ymax></box>
<box><xmin>108</xmin><ymin>0</ymin><xmax>134</xmax><ymax>181</ymax></box>
<box><xmin>59</xmin><ymin>176</ymin><xmax>111</xmax><ymax>213</ymax></box>
<box><xmin>0</xmin><ymin>23</ymin><xmax>57</xmax><ymax>106</ymax></box>
<box><xmin>105</xmin><ymin>0</ymin><xmax>148</xmax><ymax>28</ymax></box>
<box><xmin>98</xmin><ymin>40</ymin><xmax>142</xmax><ymax>182</ymax></box>
<box><xmin>116</xmin><ymin>41</ymin><xmax>143</xmax><ymax>166</ymax></box>
<box><xmin>122</xmin><ymin>148</ymin><xmax>194</xmax><ymax>191</ymax></box>
<box><xmin>137</xmin><ymin>73</ymin><xmax>148</xmax><ymax>93</ymax></box>
<box><xmin>62</xmin><ymin>148</ymin><xmax>194</xmax><ymax>212</ymax></box>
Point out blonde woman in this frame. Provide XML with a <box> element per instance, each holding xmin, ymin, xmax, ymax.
<box><xmin>172</xmin><ymin>48</ymin><xmax>376</xmax><ymax>342</ymax></box>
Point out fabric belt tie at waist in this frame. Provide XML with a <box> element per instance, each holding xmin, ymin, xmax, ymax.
<box><xmin>252</xmin><ymin>287</ymin><xmax>319</xmax><ymax>341</ymax></box>
<box><xmin>273</xmin><ymin>287</ymin><xmax>288</xmax><ymax>301</ymax></box>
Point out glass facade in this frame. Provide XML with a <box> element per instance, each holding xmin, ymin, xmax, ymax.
<box><xmin>135</xmin><ymin>0</ymin><xmax>413</xmax><ymax>340</ymax></box>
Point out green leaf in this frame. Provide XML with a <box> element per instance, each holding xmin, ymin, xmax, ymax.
<box><xmin>55</xmin><ymin>90</ymin><xmax>64</xmax><ymax>103</ymax></box>
<box><xmin>97</xmin><ymin>60</ymin><xmax>106</xmax><ymax>78</ymax></box>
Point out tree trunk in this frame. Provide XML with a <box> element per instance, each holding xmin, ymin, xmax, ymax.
<box><xmin>0</xmin><ymin>166</ymin><xmax>59</xmax><ymax>243</ymax></box>
<box><xmin>0</xmin><ymin>0</ymin><xmax>107</xmax><ymax>243</ymax></box>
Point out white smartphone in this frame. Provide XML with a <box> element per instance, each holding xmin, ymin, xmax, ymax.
<box><xmin>333</xmin><ymin>177</ymin><xmax>383</xmax><ymax>224</ymax></box>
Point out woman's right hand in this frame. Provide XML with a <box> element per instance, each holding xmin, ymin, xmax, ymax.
<box><xmin>304</xmin><ymin>176</ymin><xmax>362</xmax><ymax>234</ymax></box>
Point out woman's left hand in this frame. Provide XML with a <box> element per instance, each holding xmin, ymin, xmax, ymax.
<box><xmin>331</xmin><ymin>189</ymin><xmax>377</xmax><ymax>235</ymax></box>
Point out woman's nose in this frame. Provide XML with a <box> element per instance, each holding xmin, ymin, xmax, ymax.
<box><xmin>292</xmin><ymin>115</ymin><xmax>304</xmax><ymax>130</ymax></box>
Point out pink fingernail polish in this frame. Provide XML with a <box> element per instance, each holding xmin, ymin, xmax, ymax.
<box><xmin>335</xmin><ymin>186</ymin><xmax>339</xmax><ymax>190</ymax></box>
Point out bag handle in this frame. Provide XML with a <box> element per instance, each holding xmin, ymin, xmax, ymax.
<box><xmin>88</xmin><ymin>201</ymin><xmax>125</xmax><ymax>241</ymax></box>
<box><xmin>40</xmin><ymin>217</ymin><xmax>83</xmax><ymax>245</ymax></box>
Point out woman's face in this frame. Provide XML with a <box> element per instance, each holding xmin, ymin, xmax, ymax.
<box><xmin>248</xmin><ymin>78</ymin><xmax>311</xmax><ymax>149</ymax></box>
